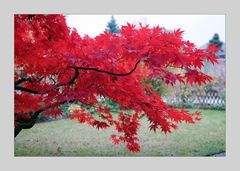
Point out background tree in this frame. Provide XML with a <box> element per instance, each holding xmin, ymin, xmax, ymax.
<box><xmin>209</xmin><ymin>33</ymin><xmax>223</xmax><ymax>49</ymax></box>
<box><xmin>14</xmin><ymin>14</ymin><xmax>218</xmax><ymax>152</ymax></box>
<box><xmin>106</xmin><ymin>15</ymin><xmax>120</xmax><ymax>34</ymax></box>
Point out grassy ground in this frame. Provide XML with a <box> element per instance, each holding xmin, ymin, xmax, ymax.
<box><xmin>14</xmin><ymin>109</ymin><xmax>225</xmax><ymax>156</ymax></box>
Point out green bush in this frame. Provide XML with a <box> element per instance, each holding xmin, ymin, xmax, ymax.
<box><xmin>168</xmin><ymin>102</ymin><xmax>225</xmax><ymax>110</ymax></box>
<box><xmin>100</xmin><ymin>98</ymin><xmax>120</xmax><ymax>111</ymax></box>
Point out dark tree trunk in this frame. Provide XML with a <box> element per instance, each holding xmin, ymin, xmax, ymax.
<box><xmin>14</xmin><ymin>110</ymin><xmax>43</xmax><ymax>137</ymax></box>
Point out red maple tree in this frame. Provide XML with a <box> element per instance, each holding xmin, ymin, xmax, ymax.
<box><xmin>14</xmin><ymin>14</ymin><xmax>218</xmax><ymax>152</ymax></box>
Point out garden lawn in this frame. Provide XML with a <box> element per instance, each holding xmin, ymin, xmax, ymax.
<box><xmin>14</xmin><ymin>109</ymin><xmax>225</xmax><ymax>156</ymax></box>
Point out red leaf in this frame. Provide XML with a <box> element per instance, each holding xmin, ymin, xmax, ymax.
<box><xmin>208</xmin><ymin>44</ymin><xmax>220</xmax><ymax>53</ymax></box>
<box><xmin>195</xmin><ymin>117</ymin><xmax>201</xmax><ymax>121</ymax></box>
<box><xmin>111</xmin><ymin>134</ymin><xmax>120</xmax><ymax>145</ymax></box>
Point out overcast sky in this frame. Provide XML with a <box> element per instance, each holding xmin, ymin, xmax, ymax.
<box><xmin>66</xmin><ymin>15</ymin><xmax>225</xmax><ymax>48</ymax></box>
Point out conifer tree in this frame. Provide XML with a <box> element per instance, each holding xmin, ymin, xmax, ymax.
<box><xmin>209</xmin><ymin>33</ymin><xmax>223</xmax><ymax>49</ymax></box>
<box><xmin>106</xmin><ymin>15</ymin><xmax>120</xmax><ymax>34</ymax></box>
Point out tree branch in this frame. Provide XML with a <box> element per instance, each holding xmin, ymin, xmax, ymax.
<box><xmin>14</xmin><ymin>69</ymin><xmax>79</xmax><ymax>95</ymax></box>
<box><xmin>57</xmin><ymin>68</ymin><xmax>79</xmax><ymax>86</ymax></box>
<box><xmin>69</xmin><ymin>60</ymin><xmax>140</xmax><ymax>76</ymax></box>
<box><xmin>15</xmin><ymin>77</ymin><xmax>32</xmax><ymax>86</ymax></box>
<box><xmin>14</xmin><ymin>86</ymin><xmax>40</xmax><ymax>94</ymax></box>
<box><xmin>15</xmin><ymin>76</ymin><xmax>44</xmax><ymax>86</ymax></box>
<box><xmin>15</xmin><ymin>60</ymin><xmax>139</xmax><ymax>95</ymax></box>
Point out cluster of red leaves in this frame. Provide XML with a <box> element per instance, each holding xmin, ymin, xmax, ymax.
<box><xmin>70</xmin><ymin>108</ymin><xmax>110</xmax><ymax>130</ymax></box>
<box><xmin>14</xmin><ymin>14</ymin><xmax>218</xmax><ymax>152</ymax></box>
<box><xmin>15</xmin><ymin>92</ymin><xmax>43</xmax><ymax>113</ymax></box>
<box><xmin>70</xmin><ymin>106</ymin><xmax>140</xmax><ymax>152</ymax></box>
<box><xmin>112</xmin><ymin>112</ymin><xmax>140</xmax><ymax>152</ymax></box>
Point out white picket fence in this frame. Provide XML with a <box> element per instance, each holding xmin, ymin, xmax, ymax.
<box><xmin>162</xmin><ymin>90</ymin><xmax>225</xmax><ymax>106</ymax></box>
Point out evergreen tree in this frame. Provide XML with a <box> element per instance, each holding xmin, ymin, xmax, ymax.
<box><xmin>106</xmin><ymin>16</ymin><xmax>120</xmax><ymax>34</ymax></box>
<box><xmin>209</xmin><ymin>33</ymin><xmax>223</xmax><ymax>49</ymax></box>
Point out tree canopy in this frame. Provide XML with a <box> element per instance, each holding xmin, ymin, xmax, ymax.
<box><xmin>14</xmin><ymin>14</ymin><xmax>218</xmax><ymax>152</ymax></box>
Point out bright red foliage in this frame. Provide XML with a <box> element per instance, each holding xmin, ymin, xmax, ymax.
<box><xmin>14</xmin><ymin>14</ymin><xmax>218</xmax><ymax>152</ymax></box>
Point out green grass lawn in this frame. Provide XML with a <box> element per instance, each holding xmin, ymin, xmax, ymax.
<box><xmin>14</xmin><ymin>109</ymin><xmax>225</xmax><ymax>156</ymax></box>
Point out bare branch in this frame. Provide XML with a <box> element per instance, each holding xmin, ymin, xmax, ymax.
<box><xmin>15</xmin><ymin>76</ymin><xmax>44</xmax><ymax>86</ymax></box>
<box><xmin>14</xmin><ymin>86</ymin><xmax>40</xmax><ymax>94</ymax></box>
<box><xmin>69</xmin><ymin>60</ymin><xmax>140</xmax><ymax>77</ymax></box>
